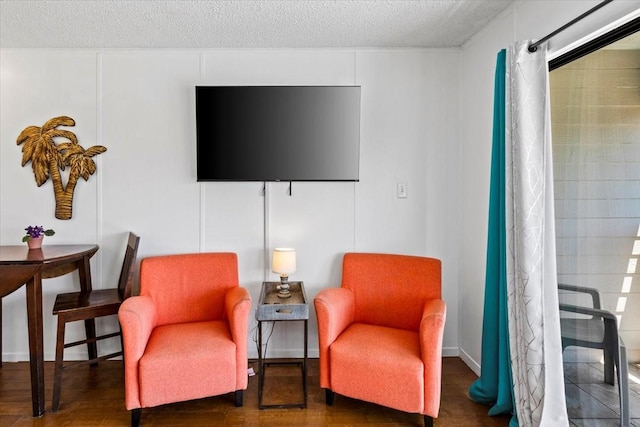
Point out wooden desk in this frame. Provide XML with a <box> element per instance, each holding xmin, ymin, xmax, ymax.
<box><xmin>0</xmin><ymin>244</ymin><xmax>99</xmax><ymax>417</ymax></box>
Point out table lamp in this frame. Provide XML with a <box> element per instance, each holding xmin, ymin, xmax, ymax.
<box><xmin>272</xmin><ymin>248</ymin><xmax>296</xmax><ymax>298</ymax></box>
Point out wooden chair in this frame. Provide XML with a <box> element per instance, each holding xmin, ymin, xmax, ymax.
<box><xmin>52</xmin><ymin>232</ymin><xmax>140</xmax><ymax>412</ymax></box>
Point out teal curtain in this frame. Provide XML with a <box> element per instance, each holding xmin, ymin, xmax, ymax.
<box><xmin>468</xmin><ymin>49</ymin><xmax>516</xmax><ymax>425</ymax></box>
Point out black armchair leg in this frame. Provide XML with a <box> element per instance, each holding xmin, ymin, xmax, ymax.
<box><xmin>325</xmin><ymin>389</ymin><xmax>335</xmax><ymax>406</ymax></box>
<box><xmin>424</xmin><ymin>415</ymin><xmax>433</xmax><ymax>427</ymax></box>
<box><xmin>131</xmin><ymin>408</ymin><xmax>141</xmax><ymax>427</ymax></box>
<box><xmin>235</xmin><ymin>390</ymin><xmax>243</xmax><ymax>407</ymax></box>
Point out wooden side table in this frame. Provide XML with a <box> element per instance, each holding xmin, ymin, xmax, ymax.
<box><xmin>256</xmin><ymin>281</ymin><xmax>308</xmax><ymax>409</ymax></box>
<box><xmin>0</xmin><ymin>244</ymin><xmax>99</xmax><ymax>417</ymax></box>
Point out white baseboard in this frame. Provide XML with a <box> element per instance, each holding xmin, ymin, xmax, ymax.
<box><xmin>248</xmin><ymin>348</ymin><xmax>319</xmax><ymax>360</ymax></box>
<box><xmin>249</xmin><ymin>346</ymin><xmax>460</xmax><ymax>360</ymax></box>
<box><xmin>442</xmin><ymin>346</ymin><xmax>459</xmax><ymax>357</ymax></box>
<box><xmin>2</xmin><ymin>346</ymin><xmax>493</xmax><ymax>371</ymax></box>
<box><xmin>1</xmin><ymin>349</ymin><xmax>121</xmax><ymax>363</ymax></box>
<box><xmin>458</xmin><ymin>347</ymin><xmax>481</xmax><ymax>376</ymax></box>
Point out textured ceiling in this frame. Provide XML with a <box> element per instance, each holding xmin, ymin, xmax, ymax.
<box><xmin>0</xmin><ymin>0</ymin><xmax>514</xmax><ymax>49</ymax></box>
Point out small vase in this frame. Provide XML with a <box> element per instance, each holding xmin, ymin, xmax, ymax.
<box><xmin>27</xmin><ymin>236</ymin><xmax>44</xmax><ymax>250</ymax></box>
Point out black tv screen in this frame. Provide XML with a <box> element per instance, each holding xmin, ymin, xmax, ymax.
<box><xmin>196</xmin><ymin>86</ymin><xmax>361</xmax><ymax>182</ymax></box>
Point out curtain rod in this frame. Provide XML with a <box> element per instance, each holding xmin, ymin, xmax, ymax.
<box><xmin>528</xmin><ymin>0</ymin><xmax>614</xmax><ymax>52</ymax></box>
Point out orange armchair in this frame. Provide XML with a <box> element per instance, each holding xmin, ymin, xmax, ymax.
<box><xmin>118</xmin><ymin>253</ymin><xmax>251</xmax><ymax>427</ymax></box>
<box><xmin>314</xmin><ymin>253</ymin><xmax>446</xmax><ymax>427</ymax></box>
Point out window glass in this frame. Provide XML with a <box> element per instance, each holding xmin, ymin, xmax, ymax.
<box><xmin>550</xmin><ymin>27</ymin><xmax>640</xmax><ymax>424</ymax></box>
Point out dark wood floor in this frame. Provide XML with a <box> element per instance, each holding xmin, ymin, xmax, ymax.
<box><xmin>0</xmin><ymin>357</ymin><xmax>511</xmax><ymax>426</ymax></box>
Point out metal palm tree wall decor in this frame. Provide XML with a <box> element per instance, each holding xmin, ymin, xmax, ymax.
<box><xmin>16</xmin><ymin>116</ymin><xmax>107</xmax><ymax>220</ymax></box>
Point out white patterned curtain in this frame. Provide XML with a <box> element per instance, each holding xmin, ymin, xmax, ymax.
<box><xmin>505</xmin><ymin>41</ymin><xmax>569</xmax><ymax>426</ymax></box>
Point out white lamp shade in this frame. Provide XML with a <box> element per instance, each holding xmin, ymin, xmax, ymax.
<box><xmin>272</xmin><ymin>248</ymin><xmax>296</xmax><ymax>275</ymax></box>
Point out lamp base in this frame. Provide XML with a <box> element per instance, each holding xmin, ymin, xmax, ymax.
<box><xmin>277</xmin><ymin>285</ymin><xmax>292</xmax><ymax>298</ymax></box>
<box><xmin>277</xmin><ymin>277</ymin><xmax>292</xmax><ymax>298</ymax></box>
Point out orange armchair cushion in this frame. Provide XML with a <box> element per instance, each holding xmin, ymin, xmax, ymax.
<box><xmin>330</xmin><ymin>323</ymin><xmax>424</xmax><ymax>413</ymax></box>
<box><xmin>139</xmin><ymin>321</ymin><xmax>236</xmax><ymax>408</ymax></box>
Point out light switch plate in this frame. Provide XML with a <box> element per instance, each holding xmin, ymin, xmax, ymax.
<box><xmin>397</xmin><ymin>182</ymin><xmax>408</xmax><ymax>198</ymax></box>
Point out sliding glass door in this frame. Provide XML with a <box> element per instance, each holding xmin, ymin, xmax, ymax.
<box><xmin>550</xmin><ymin>22</ymin><xmax>639</xmax><ymax>425</ymax></box>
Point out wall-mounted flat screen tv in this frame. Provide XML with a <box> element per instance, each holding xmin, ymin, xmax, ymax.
<box><xmin>196</xmin><ymin>86</ymin><xmax>361</xmax><ymax>182</ymax></box>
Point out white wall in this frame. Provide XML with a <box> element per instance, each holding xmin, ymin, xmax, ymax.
<box><xmin>0</xmin><ymin>48</ymin><xmax>460</xmax><ymax>361</ymax></box>
<box><xmin>458</xmin><ymin>0</ymin><xmax>640</xmax><ymax>373</ymax></box>
<box><xmin>6</xmin><ymin>0</ymin><xmax>634</xmax><ymax>368</ymax></box>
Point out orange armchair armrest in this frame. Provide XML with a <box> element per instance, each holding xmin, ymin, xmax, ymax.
<box><xmin>314</xmin><ymin>287</ymin><xmax>355</xmax><ymax>388</ymax></box>
<box><xmin>315</xmin><ymin>287</ymin><xmax>355</xmax><ymax>345</ymax></box>
<box><xmin>119</xmin><ymin>295</ymin><xmax>157</xmax><ymax>360</ymax></box>
<box><xmin>225</xmin><ymin>286</ymin><xmax>251</xmax><ymax>340</ymax></box>
<box><xmin>420</xmin><ymin>298</ymin><xmax>446</xmax><ymax>417</ymax></box>
<box><xmin>118</xmin><ymin>295</ymin><xmax>158</xmax><ymax>409</ymax></box>
<box><xmin>225</xmin><ymin>286</ymin><xmax>252</xmax><ymax>390</ymax></box>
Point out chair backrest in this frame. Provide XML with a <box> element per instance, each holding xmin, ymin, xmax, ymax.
<box><xmin>139</xmin><ymin>252</ymin><xmax>239</xmax><ymax>326</ymax></box>
<box><xmin>557</xmin><ymin>283</ymin><xmax>617</xmax><ymax>348</ymax></box>
<box><xmin>558</xmin><ymin>283</ymin><xmax>601</xmax><ymax>313</ymax></box>
<box><xmin>118</xmin><ymin>232</ymin><xmax>141</xmax><ymax>300</ymax></box>
<box><xmin>341</xmin><ymin>253</ymin><xmax>441</xmax><ymax>331</ymax></box>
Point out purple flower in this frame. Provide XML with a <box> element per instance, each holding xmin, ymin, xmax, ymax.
<box><xmin>22</xmin><ymin>225</ymin><xmax>55</xmax><ymax>242</ymax></box>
